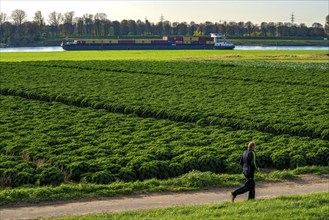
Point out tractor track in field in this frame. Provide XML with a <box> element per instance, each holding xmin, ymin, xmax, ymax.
<box><xmin>0</xmin><ymin>174</ymin><xmax>328</xmax><ymax>220</ymax></box>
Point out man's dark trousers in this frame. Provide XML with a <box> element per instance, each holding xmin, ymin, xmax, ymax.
<box><xmin>232</xmin><ymin>174</ymin><xmax>255</xmax><ymax>199</ymax></box>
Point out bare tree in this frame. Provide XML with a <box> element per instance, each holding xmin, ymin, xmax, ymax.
<box><xmin>94</xmin><ymin>13</ymin><xmax>107</xmax><ymax>36</ymax></box>
<box><xmin>0</xmin><ymin>12</ymin><xmax>8</xmax><ymax>25</ymax></box>
<box><xmin>62</xmin><ymin>11</ymin><xmax>75</xmax><ymax>35</ymax></box>
<box><xmin>63</xmin><ymin>11</ymin><xmax>75</xmax><ymax>24</ymax></box>
<box><xmin>325</xmin><ymin>14</ymin><xmax>329</xmax><ymax>36</ymax></box>
<box><xmin>83</xmin><ymin>14</ymin><xmax>94</xmax><ymax>35</ymax></box>
<box><xmin>48</xmin><ymin>11</ymin><xmax>62</xmax><ymax>36</ymax></box>
<box><xmin>48</xmin><ymin>11</ymin><xmax>62</xmax><ymax>26</ymax></box>
<box><xmin>33</xmin><ymin>11</ymin><xmax>45</xmax><ymax>26</ymax></box>
<box><xmin>11</xmin><ymin>9</ymin><xmax>27</xmax><ymax>26</ymax></box>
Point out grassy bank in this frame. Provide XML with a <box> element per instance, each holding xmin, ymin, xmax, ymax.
<box><xmin>1</xmin><ymin>50</ymin><xmax>328</xmax><ymax>62</ymax></box>
<box><xmin>53</xmin><ymin>192</ymin><xmax>329</xmax><ymax>220</ymax></box>
<box><xmin>231</xmin><ymin>38</ymin><xmax>329</xmax><ymax>46</ymax></box>
<box><xmin>0</xmin><ymin>166</ymin><xmax>328</xmax><ymax>206</ymax></box>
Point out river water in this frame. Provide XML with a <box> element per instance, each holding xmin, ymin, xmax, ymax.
<box><xmin>0</xmin><ymin>46</ymin><xmax>328</xmax><ymax>52</ymax></box>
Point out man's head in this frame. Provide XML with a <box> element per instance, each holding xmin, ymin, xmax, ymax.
<box><xmin>248</xmin><ymin>141</ymin><xmax>256</xmax><ymax>151</ymax></box>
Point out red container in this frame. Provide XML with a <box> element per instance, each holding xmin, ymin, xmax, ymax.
<box><xmin>198</xmin><ymin>37</ymin><xmax>206</xmax><ymax>44</ymax></box>
<box><xmin>163</xmin><ymin>36</ymin><xmax>183</xmax><ymax>41</ymax></box>
<box><xmin>151</xmin><ymin>40</ymin><xmax>168</xmax><ymax>44</ymax></box>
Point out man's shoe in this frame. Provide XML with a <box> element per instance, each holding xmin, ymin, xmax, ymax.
<box><xmin>230</xmin><ymin>193</ymin><xmax>235</xmax><ymax>203</ymax></box>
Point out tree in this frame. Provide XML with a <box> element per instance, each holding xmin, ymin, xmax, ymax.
<box><xmin>32</xmin><ymin>11</ymin><xmax>45</xmax><ymax>42</ymax></box>
<box><xmin>127</xmin><ymin>20</ymin><xmax>137</xmax><ymax>35</ymax></box>
<box><xmin>237</xmin><ymin>21</ymin><xmax>245</xmax><ymax>36</ymax></box>
<box><xmin>11</xmin><ymin>9</ymin><xmax>27</xmax><ymax>26</ymax></box>
<box><xmin>144</xmin><ymin>19</ymin><xmax>152</xmax><ymax>35</ymax></box>
<box><xmin>309</xmin><ymin>22</ymin><xmax>324</xmax><ymax>36</ymax></box>
<box><xmin>245</xmin><ymin>21</ymin><xmax>254</xmax><ymax>36</ymax></box>
<box><xmin>162</xmin><ymin>20</ymin><xmax>171</xmax><ymax>35</ymax></box>
<box><xmin>227</xmin><ymin>22</ymin><xmax>237</xmax><ymax>36</ymax></box>
<box><xmin>175</xmin><ymin>22</ymin><xmax>188</xmax><ymax>35</ymax></box>
<box><xmin>48</xmin><ymin>11</ymin><xmax>62</xmax><ymax>36</ymax></box>
<box><xmin>62</xmin><ymin>11</ymin><xmax>75</xmax><ymax>35</ymax></box>
<box><xmin>267</xmin><ymin>22</ymin><xmax>276</xmax><ymax>37</ymax></box>
<box><xmin>136</xmin><ymin>19</ymin><xmax>145</xmax><ymax>35</ymax></box>
<box><xmin>120</xmin><ymin>19</ymin><xmax>129</xmax><ymax>35</ymax></box>
<box><xmin>111</xmin><ymin>20</ymin><xmax>120</xmax><ymax>36</ymax></box>
<box><xmin>297</xmin><ymin>23</ymin><xmax>308</xmax><ymax>36</ymax></box>
<box><xmin>75</xmin><ymin>17</ymin><xmax>84</xmax><ymax>35</ymax></box>
<box><xmin>82</xmin><ymin>14</ymin><xmax>93</xmax><ymax>35</ymax></box>
<box><xmin>325</xmin><ymin>15</ymin><xmax>329</xmax><ymax>36</ymax></box>
<box><xmin>189</xmin><ymin>21</ymin><xmax>197</xmax><ymax>36</ymax></box>
<box><xmin>0</xmin><ymin>12</ymin><xmax>8</xmax><ymax>25</ymax></box>
<box><xmin>33</xmin><ymin>11</ymin><xmax>45</xmax><ymax>26</ymax></box>
<box><xmin>0</xmin><ymin>13</ymin><xmax>10</xmax><ymax>44</ymax></box>
<box><xmin>260</xmin><ymin>22</ymin><xmax>268</xmax><ymax>37</ymax></box>
<box><xmin>94</xmin><ymin>13</ymin><xmax>107</xmax><ymax>36</ymax></box>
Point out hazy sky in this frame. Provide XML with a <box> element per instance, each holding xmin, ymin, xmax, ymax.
<box><xmin>1</xmin><ymin>0</ymin><xmax>328</xmax><ymax>26</ymax></box>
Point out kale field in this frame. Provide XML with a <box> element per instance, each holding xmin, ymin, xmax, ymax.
<box><xmin>0</xmin><ymin>59</ymin><xmax>328</xmax><ymax>187</ymax></box>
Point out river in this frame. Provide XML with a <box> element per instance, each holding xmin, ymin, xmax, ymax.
<box><xmin>0</xmin><ymin>46</ymin><xmax>328</xmax><ymax>52</ymax></box>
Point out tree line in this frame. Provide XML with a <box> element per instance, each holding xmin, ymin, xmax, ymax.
<box><xmin>1</xmin><ymin>10</ymin><xmax>328</xmax><ymax>46</ymax></box>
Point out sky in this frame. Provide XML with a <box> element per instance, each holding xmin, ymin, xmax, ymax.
<box><xmin>0</xmin><ymin>0</ymin><xmax>328</xmax><ymax>26</ymax></box>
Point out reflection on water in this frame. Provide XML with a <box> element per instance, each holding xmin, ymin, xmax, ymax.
<box><xmin>0</xmin><ymin>46</ymin><xmax>328</xmax><ymax>52</ymax></box>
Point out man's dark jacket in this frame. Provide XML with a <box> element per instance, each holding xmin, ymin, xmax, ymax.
<box><xmin>240</xmin><ymin>150</ymin><xmax>256</xmax><ymax>179</ymax></box>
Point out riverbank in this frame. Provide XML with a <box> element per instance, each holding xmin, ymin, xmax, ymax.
<box><xmin>1</xmin><ymin>45</ymin><xmax>328</xmax><ymax>53</ymax></box>
<box><xmin>231</xmin><ymin>38</ymin><xmax>329</xmax><ymax>46</ymax></box>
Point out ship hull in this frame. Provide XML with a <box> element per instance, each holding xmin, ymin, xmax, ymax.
<box><xmin>62</xmin><ymin>43</ymin><xmax>234</xmax><ymax>51</ymax></box>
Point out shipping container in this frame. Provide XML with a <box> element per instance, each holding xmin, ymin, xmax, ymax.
<box><xmin>183</xmin><ymin>36</ymin><xmax>190</xmax><ymax>42</ymax></box>
<box><xmin>109</xmin><ymin>40</ymin><xmax>119</xmax><ymax>44</ymax></box>
<box><xmin>151</xmin><ymin>40</ymin><xmax>168</xmax><ymax>44</ymax></box>
<box><xmin>183</xmin><ymin>36</ymin><xmax>199</xmax><ymax>42</ymax></box>
<box><xmin>118</xmin><ymin>40</ymin><xmax>135</xmax><ymax>44</ymax></box>
<box><xmin>135</xmin><ymin>39</ymin><xmax>152</xmax><ymax>44</ymax></box>
<box><xmin>163</xmin><ymin>36</ymin><xmax>184</xmax><ymax>41</ymax></box>
<box><xmin>198</xmin><ymin>38</ymin><xmax>206</xmax><ymax>44</ymax></box>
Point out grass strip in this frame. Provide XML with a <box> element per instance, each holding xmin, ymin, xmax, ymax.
<box><xmin>0</xmin><ymin>166</ymin><xmax>328</xmax><ymax>206</ymax></box>
<box><xmin>0</xmin><ymin>50</ymin><xmax>328</xmax><ymax>62</ymax></box>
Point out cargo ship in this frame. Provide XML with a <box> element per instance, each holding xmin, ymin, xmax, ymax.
<box><xmin>61</xmin><ymin>33</ymin><xmax>235</xmax><ymax>50</ymax></box>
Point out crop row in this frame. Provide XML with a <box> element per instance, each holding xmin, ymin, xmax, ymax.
<box><xmin>1</xmin><ymin>95</ymin><xmax>328</xmax><ymax>187</ymax></box>
<box><xmin>1</xmin><ymin>61</ymin><xmax>328</xmax><ymax>140</ymax></box>
<box><xmin>21</xmin><ymin>60</ymin><xmax>329</xmax><ymax>87</ymax></box>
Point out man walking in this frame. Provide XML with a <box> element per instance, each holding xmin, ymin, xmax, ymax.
<box><xmin>231</xmin><ymin>141</ymin><xmax>258</xmax><ymax>202</ymax></box>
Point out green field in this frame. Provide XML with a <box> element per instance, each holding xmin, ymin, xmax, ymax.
<box><xmin>0</xmin><ymin>50</ymin><xmax>328</xmax><ymax>205</ymax></box>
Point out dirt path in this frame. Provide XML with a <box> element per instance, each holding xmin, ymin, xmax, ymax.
<box><xmin>1</xmin><ymin>174</ymin><xmax>328</xmax><ymax>220</ymax></box>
